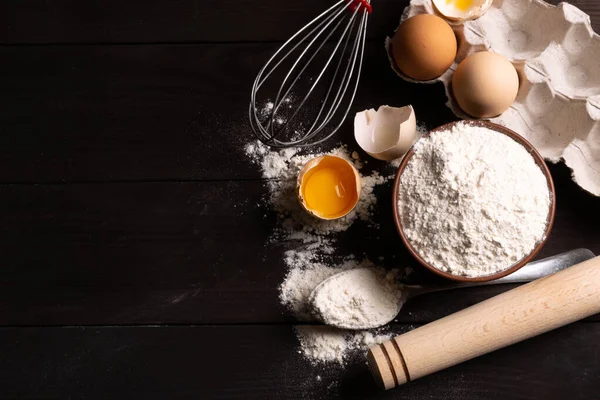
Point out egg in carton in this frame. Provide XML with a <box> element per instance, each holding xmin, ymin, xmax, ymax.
<box><xmin>386</xmin><ymin>0</ymin><xmax>600</xmax><ymax>196</ymax></box>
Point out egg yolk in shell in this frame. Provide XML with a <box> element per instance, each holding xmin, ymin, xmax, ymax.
<box><xmin>446</xmin><ymin>0</ymin><xmax>474</xmax><ymax>11</ymax></box>
<box><xmin>301</xmin><ymin>156</ymin><xmax>359</xmax><ymax>219</ymax></box>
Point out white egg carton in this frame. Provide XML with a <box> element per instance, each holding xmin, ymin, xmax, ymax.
<box><xmin>386</xmin><ymin>0</ymin><xmax>600</xmax><ymax>196</ymax></box>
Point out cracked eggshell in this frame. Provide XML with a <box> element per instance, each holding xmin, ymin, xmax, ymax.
<box><xmin>296</xmin><ymin>155</ymin><xmax>362</xmax><ymax>220</ymax></box>
<box><xmin>354</xmin><ymin>105</ymin><xmax>417</xmax><ymax>161</ymax></box>
<box><xmin>432</xmin><ymin>0</ymin><xmax>493</xmax><ymax>21</ymax></box>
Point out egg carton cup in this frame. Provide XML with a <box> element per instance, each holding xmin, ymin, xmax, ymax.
<box><xmin>386</xmin><ymin>0</ymin><xmax>600</xmax><ymax>196</ymax></box>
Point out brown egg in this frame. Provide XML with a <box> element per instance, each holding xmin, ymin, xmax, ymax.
<box><xmin>452</xmin><ymin>51</ymin><xmax>519</xmax><ymax>118</ymax></box>
<box><xmin>391</xmin><ymin>14</ymin><xmax>457</xmax><ymax>81</ymax></box>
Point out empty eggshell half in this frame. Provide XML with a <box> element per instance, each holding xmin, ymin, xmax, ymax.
<box><xmin>296</xmin><ymin>155</ymin><xmax>362</xmax><ymax>220</ymax></box>
<box><xmin>354</xmin><ymin>105</ymin><xmax>417</xmax><ymax>161</ymax></box>
<box><xmin>432</xmin><ymin>0</ymin><xmax>493</xmax><ymax>21</ymax></box>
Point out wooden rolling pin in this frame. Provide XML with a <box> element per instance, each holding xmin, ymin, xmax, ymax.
<box><xmin>367</xmin><ymin>255</ymin><xmax>600</xmax><ymax>390</ymax></box>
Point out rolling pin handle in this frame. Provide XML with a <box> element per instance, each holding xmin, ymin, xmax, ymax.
<box><xmin>368</xmin><ymin>255</ymin><xmax>600</xmax><ymax>390</ymax></box>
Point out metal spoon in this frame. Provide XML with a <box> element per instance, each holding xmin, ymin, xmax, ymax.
<box><xmin>309</xmin><ymin>249</ymin><xmax>595</xmax><ymax>330</ymax></box>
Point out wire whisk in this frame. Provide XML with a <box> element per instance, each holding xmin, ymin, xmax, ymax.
<box><xmin>249</xmin><ymin>0</ymin><xmax>372</xmax><ymax>148</ymax></box>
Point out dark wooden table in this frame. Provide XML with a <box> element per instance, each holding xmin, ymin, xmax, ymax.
<box><xmin>1</xmin><ymin>1</ymin><xmax>599</xmax><ymax>399</ymax></box>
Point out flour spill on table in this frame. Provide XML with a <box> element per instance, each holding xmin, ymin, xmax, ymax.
<box><xmin>245</xmin><ymin>141</ymin><xmax>388</xmax><ymax>235</ymax></box>
<box><xmin>296</xmin><ymin>326</ymin><xmax>394</xmax><ymax>365</ymax></box>
<box><xmin>245</xmin><ymin>139</ymin><xmax>405</xmax><ymax>368</ymax></box>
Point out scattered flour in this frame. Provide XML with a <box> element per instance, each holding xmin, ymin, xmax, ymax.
<box><xmin>258</xmin><ymin>98</ymin><xmax>295</xmax><ymax>126</ymax></box>
<box><xmin>296</xmin><ymin>326</ymin><xmax>393</xmax><ymax>365</ymax></box>
<box><xmin>279</xmin><ymin>248</ymin><xmax>401</xmax><ymax>364</ymax></box>
<box><xmin>262</xmin><ymin>101</ymin><xmax>274</xmax><ymax>116</ymax></box>
<box><xmin>245</xmin><ymin>139</ymin><xmax>404</xmax><ymax>366</ymax></box>
<box><xmin>398</xmin><ymin>122</ymin><xmax>551</xmax><ymax>277</ymax></box>
<box><xmin>279</xmin><ymin>250</ymin><xmax>363</xmax><ymax>320</ymax></box>
<box><xmin>245</xmin><ymin>140</ymin><xmax>390</xmax><ymax>234</ymax></box>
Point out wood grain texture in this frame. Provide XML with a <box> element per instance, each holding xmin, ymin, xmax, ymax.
<box><xmin>0</xmin><ymin>164</ymin><xmax>597</xmax><ymax>326</ymax></box>
<box><xmin>0</xmin><ymin>0</ymin><xmax>377</xmax><ymax>43</ymax></box>
<box><xmin>0</xmin><ymin>324</ymin><xmax>598</xmax><ymax>400</ymax></box>
<box><xmin>0</xmin><ymin>41</ymin><xmax>456</xmax><ymax>183</ymax></box>
<box><xmin>0</xmin><ymin>1</ymin><xmax>599</xmax><ymax>399</ymax></box>
<box><xmin>0</xmin><ymin>1</ymin><xmax>596</xmax><ymax>183</ymax></box>
<box><xmin>0</xmin><ymin>0</ymin><xmax>589</xmax><ymax>44</ymax></box>
<box><xmin>575</xmin><ymin>0</ymin><xmax>600</xmax><ymax>20</ymax></box>
<box><xmin>372</xmin><ymin>256</ymin><xmax>600</xmax><ymax>388</ymax></box>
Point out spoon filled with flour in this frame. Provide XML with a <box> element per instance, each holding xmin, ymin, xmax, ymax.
<box><xmin>309</xmin><ymin>249</ymin><xmax>592</xmax><ymax>330</ymax></box>
<box><xmin>308</xmin><ymin>268</ymin><xmax>405</xmax><ymax>330</ymax></box>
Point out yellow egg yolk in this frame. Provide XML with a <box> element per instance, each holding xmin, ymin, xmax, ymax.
<box><xmin>446</xmin><ymin>0</ymin><xmax>473</xmax><ymax>11</ymax></box>
<box><xmin>302</xmin><ymin>158</ymin><xmax>358</xmax><ymax>218</ymax></box>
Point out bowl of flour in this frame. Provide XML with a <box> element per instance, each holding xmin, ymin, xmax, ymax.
<box><xmin>393</xmin><ymin>120</ymin><xmax>555</xmax><ymax>281</ymax></box>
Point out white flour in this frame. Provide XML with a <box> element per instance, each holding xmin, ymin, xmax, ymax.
<box><xmin>280</xmin><ymin>248</ymin><xmax>396</xmax><ymax>364</ymax></box>
<box><xmin>398</xmin><ymin>122</ymin><xmax>551</xmax><ymax>277</ymax></box>
<box><xmin>311</xmin><ymin>268</ymin><xmax>403</xmax><ymax>330</ymax></box>
<box><xmin>296</xmin><ymin>326</ymin><xmax>393</xmax><ymax>365</ymax></box>
<box><xmin>245</xmin><ymin>140</ymin><xmax>386</xmax><ymax>234</ymax></box>
<box><xmin>245</xmin><ymin>139</ymin><xmax>403</xmax><ymax>365</ymax></box>
<box><xmin>280</xmin><ymin>250</ymin><xmax>362</xmax><ymax>321</ymax></box>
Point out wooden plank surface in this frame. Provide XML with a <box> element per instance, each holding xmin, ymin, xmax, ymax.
<box><xmin>1</xmin><ymin>0</ymin><xmax>600</xmax><ymax>398</ymax></box>
<box><xmin>1</xmin><ymin>3</ymin><xmax>595</xmax><ymax>183</ymax></box>
<box><xmin>0</xmin><ymin>0</ymin><xmax>595</xmax><ymax>44</ymax></box>
<box><xmin>0</xmin><ymin>41</ymin><xmax>456</xmax><ymax>183</ymax></box>
<box><xmin>0</xmin><ymin>324</ymin><xmax>598</xmax><ymax>399</ymax></box>
<box><xmin>0</xmin><ymin>162</ymin><xmax>597</xmax><ymax>326</ymax></box>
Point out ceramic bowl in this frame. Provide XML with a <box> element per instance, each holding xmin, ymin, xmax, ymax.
<box><xmin>392</xmin><ymin>120</ymin><xmax>556</xmax><ymax>282</ymax></box>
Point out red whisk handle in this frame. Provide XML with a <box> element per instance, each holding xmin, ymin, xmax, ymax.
<box><xmin>347</xmin><ymin>0</ymin><xmax>372</xmax><ymax>14</ymax></box>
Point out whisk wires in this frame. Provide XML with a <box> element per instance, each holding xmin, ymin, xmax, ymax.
<box><xmin>249</xmin><ymin>0</ymin><xmax>371</xmax><ymax>148</ymax></box>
